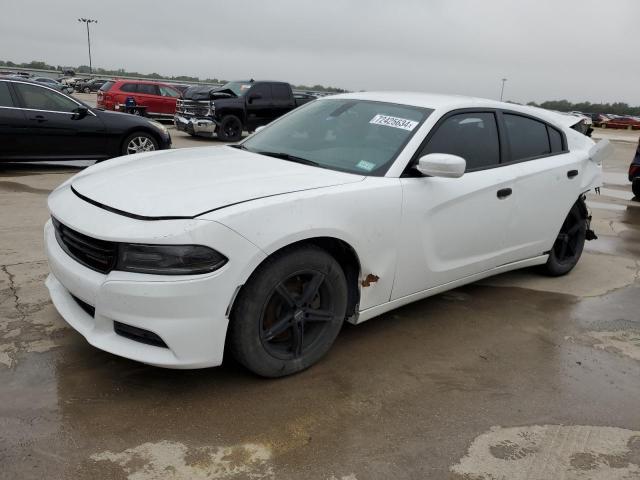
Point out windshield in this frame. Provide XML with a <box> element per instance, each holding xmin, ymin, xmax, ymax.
<box><xmin>241</xmin><ymin>99</ymin><xmax>432</xmax><ymax>175</ymax></box>
<box><xmin>220</xmin><ymin>81</ymin><xmax>253</xmax><ymax>97</ymax></box>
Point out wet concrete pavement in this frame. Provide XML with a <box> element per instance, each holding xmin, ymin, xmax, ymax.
<box><xmin>1</xmin><ymin>139</ymin><xmax>639</xmax><ymax>479</ymax></box>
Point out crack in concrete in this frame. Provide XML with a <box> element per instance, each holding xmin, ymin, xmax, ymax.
<box><xmin>1</xmin><ymin>264</ymin><xmax>26</xmax><ymax>322</ymax></box>
<box><xmin>0</xmin><ymin>259</ymin><xmax>47</xmax><ymax>269</ymax></box>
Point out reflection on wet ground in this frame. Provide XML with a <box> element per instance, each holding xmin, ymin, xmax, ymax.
<box><xmin>1</xmin><ymin>140</ymin><xmax>639</xmax><ymax>479</ymax></box>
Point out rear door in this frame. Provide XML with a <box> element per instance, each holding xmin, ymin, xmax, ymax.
<box><xmin>271</xmin><ymin>83</ymin><xmax>295</xmax><ymax>119</ymax></box>
<box><xmin>502</xmin><ymin>112</ymin><xmax>585</xmax><ymax>260</ymax></box>
<box><xmin>12</xmin><ymin>81</ymin><xmax>106</xmax><ymax>160</ymax></box>
<box><xmin>394</xmin><ymin>110</ymin><xmax>518</xmax><ymax>299</ymax></box>
<box><xmin>0</xmin><ymin>81</ymin><xmax>28</xmax><ymax>160</ymax></box>
<box><xmin>133</xmin><ymin>83</ymin><xmax>161</xmax><ymax>114</ymax></box>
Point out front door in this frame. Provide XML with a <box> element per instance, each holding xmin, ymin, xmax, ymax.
<box><xmin>12</xmin><ymin>81</ymin><xmax>106</xmax><ymax>160</ymax></box>
<box><xmin>392</xmin><ymin>111</ymin><xmax>517</xmax><ymax>299</ymax></box>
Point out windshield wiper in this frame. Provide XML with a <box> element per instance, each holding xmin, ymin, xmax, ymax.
<box><xmin>256</xmin><ymin>151</ymin><xmax>319</xmax><ymax>167</ymax></box>
<box><xmin>229</xmin><ymin>144</ymin><xmax>248</xmax><ymax>150</ymax></box>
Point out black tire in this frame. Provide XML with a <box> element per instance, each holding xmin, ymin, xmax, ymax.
<box><xmin>632</xmin><ymin>177</ymin><xmax>640</xmax><ymax>199</ymax></box>
<box><xmin>229</xmin><ymin>245</ymin><xmax>348</xmax><ymax>377</ymax></box>
<box><xmin>217</xmin><ymin>115</ymin><xmax>243</xmax><ymax>142</ymax></box>
<box><xmin>83</xmin><ymin>87</ymin><xmax>90</xmax><ymax>94</ymax></box>
<box><xmin>121</xmin><ymin>132</ymin><xmax>158</xmax><ymax>155</ymax></box>
<box><xmin>542</xmin><ymin>198</ymin><xmax>587</xmax><ymax>276</ymax></box>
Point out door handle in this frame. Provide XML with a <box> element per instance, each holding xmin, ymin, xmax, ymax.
<box><xmin>567</xmin><ymin>169</ymin><xmax>579</xmax><ymax>179</ymax></box>
<box><xmin>29</xmin><ymin>115</ymin><xmax>47</xmax><ymax>123</ymax></box>
<box><xmin>497</xmin><ymin>188</ymin><xmax>512</xmax><ymax>199</ymax></box>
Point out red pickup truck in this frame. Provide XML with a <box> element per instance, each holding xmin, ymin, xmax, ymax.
<box><xmin>97</xmin><ymin>80</ymin><xmax>181</xmax><ymax>118</ymax></box>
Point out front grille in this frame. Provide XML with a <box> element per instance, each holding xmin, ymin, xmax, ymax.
<box><xmin>175</xmin><ymin>98</ymin><xmax>210</xmax><ymax>116</ymax></box>
<box><xmin>52</xmin><ymin>217</ymin><xmax>118</xmax><ymax>274</ymax></box>
<box><xmin>114</xmin><ymin>322</ymin><xmax>168</xmax><ymax>348</ymax></box>
<box><xmin>71</xmin><ymin>294</ymin><xmax>95</xmax><ymax>317</ymax></box>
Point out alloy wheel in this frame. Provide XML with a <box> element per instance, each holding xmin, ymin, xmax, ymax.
<box><xmin>552</xmin><ymin>207</ymin><xmax>583</xmax><ymax>264</ymax></box>
<box><xmin>126</xmin><ymin>136</ymin><xmax>156</xmax><ymax>154</ymax></box>
<box><xmin>259</xmin><ymin>270</ymin><xmax>339</xmax><ymax>360</ymax></box>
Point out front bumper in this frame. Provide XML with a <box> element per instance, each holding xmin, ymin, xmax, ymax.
<box><xmin>44</xmin><ymin>205</ymin><xmax>265</xmax><ymax>368</ymax></box>
<box><xmin>174</xmin><ymin>115</ymin><xmax>217</xmax><ymax>136</ymax></box>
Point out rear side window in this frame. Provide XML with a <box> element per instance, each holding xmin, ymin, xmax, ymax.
<box><xmin>504</xmin><ymin>114</ymin><xmax>550</xmax><ymax>161</ymax></box>
<box><xmin>272</xmin><ymin>84</ymin><xmax>290</xmax><ymax>101</ymax></box>
<box><xmin>548</xmin><ymin>126</ymin><xmax>564</xmax><ymax>153</ymax></box>
<box><xmin>120</xmin><ymin>83</ymin><xmax>138</xmax><ymax>93</ymax></box>
<box><xmin>248</xmin><ymin>83</ymin><xmax>272</xmax><ymax>100</ymax></box>
<box><xmin>100</xmin><ymin>81</ymin><xmax>115</xmax><ymax>92</ymax></box>
<box><xmin>0</xmin><ymin>82</ymin><xmax>14</xmax><ymax>107</ymax></box>
<box><xmin>137</xmin><ymin>84</ymin><xmax>159</xmax><ymax>95</ymax></box>
<box><xmin>422</xmin><ymin>112</ymin><xmax>500</xmax><ymax>170</ymax></box>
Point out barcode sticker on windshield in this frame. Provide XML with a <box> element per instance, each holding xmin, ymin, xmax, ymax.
<box><xmin>369</xmin><ymin>114</ymin><xmax>418</xmax><ymax>131</ymax></box>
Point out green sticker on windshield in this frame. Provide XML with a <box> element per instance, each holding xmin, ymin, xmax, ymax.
<box><xmin>356</xmin><ymin>160</ymin><xmax>376</xmax><ymax>172</ymax></box>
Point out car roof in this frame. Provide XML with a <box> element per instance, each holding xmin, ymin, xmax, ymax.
<box><xmin>324</xmin><ymin>91</ymin><xmax>574</xmax><ymax>129</ymax></box>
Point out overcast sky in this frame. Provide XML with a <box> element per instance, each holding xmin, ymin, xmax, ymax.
<box><xmin>2</xmin><ymin>0</ymin><xmax>637</xmax><ymax>104</ymax></box>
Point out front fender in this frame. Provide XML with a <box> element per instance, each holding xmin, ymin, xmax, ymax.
<box><xmin>202</xmin><ymin>178</ymin><xmax>403</xmax><ymax>311</ymax></box>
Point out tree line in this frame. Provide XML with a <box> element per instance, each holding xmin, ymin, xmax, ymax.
<box><xmin>0</xmin><ymin>59</ymin><xmax>348</xmax><ymax>93</ymax></box>
<box><xmin>526</xmin><ymin>99</ymin><xmax>640</xmax><ymax>116</ymax></box>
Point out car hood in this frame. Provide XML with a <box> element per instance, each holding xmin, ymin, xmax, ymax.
<box><xmin>71</xmin><ymin>147</ymin><xmax>364</xmax><ymax>219</ymax></box>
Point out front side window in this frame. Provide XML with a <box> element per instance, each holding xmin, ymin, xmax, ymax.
<box><xmin>248</xmin><ymin>83</ymin><xmax>272</xmax><ymax>100</ymax></box>
<box><xmin>242</xmin><ymin>99</ymin><xmax>431</xmax><ymax>175</ymax></box>
<box><xmin>504</xmin><ymin>113</ymin><xmax>550</xmax><ymax>161</ymax></box>
<box><xmin>14</xmin><ymin>83</ymin><xmax>78</xmax><ymax>112</ymax></box>
<box><xmin>220</xmin><ymin>81</ymin><xmax>253</xmax><ymax>97</ymax></box>
<box><xmin>0</xmin><ymin>82</ymin><xmax>14</xmax><ymax>107</ymax></box>
<box><xmin>421</xmin><ymin>112</ymin><xmax>500</xmax><ymax>170</ymax></box>
<box><xmin>159</xmin><ymin>85</ymin><xmax>180</xmax><ymax>98</ymax></box>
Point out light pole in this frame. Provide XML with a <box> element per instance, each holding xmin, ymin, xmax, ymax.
<box><xmin>78</xmin><ymin>18</ymin><xmax>98</xmax><ymax>74</ymax></box>
<box><xmin>500</xmin><ymin>78</ymin><xmax>507</xmax><ymax>102</ymax></box>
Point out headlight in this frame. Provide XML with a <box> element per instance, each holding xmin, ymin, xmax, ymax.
<box><xmin>149</xmin><ymin>120</ymin><xmax>168</xmax><ymax>134</ymax></box>
<box><xmin>116</xmin><ymin>244</ymin><xmax>227</xmax><ymax>275</ymax></box>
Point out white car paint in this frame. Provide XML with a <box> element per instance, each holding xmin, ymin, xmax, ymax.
<box><xmin>44</xmin><ymin>92</ymin><xmax>605</xmax><ymax>369</ymax></box>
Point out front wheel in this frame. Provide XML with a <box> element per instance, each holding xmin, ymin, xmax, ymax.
<box><xmin>229</xmin><ymin>245</ymin><xmax>348</xmax><ymax>377</ymax></box>
<box><xmin>83</xmin><ymin>87</ymin><xmax>90</xmax><ymax>93</ymax></box>
<box><xmin>122</xmin><ymin>132</ymin><xmax>158</xmax><ymax>155</ymax></box>
<box><xmin>542</xmin><ymin>198</ymin><xmax>587</xmax><ymax>276</ymax></box>
<box><xmin>217</xmin><ymin>115</ymin><xmax>243</xmax><ymax>142</ymax></box>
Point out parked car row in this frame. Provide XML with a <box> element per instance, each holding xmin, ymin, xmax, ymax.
<box><xmin>568</xmin><ymin>111</ymin><xmax>640</xmax><ymax>130</ymax></box>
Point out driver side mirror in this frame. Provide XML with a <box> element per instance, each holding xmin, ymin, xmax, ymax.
<box><xmin>415</xmin><ymin>153</ymin><xmax>466</xmax><ymax>178</ymax></box>
<box><xmin>71</xmin><ymin>106</ymin><xmax>89</xmax><ymax>120</ymax></box>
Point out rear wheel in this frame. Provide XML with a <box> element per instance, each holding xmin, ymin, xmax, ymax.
<box><xmin>542</xmin><ymin>199</ymin><xmax>587</xmax><ymax>276</ymax></box>
<box><xmin>229</xmin><ymin>246</ymin><xmax>347</xmax><ymax>377</ymax></box>
<box><xmin>83</xmin><ymin>87</ymin><xmax>90</xmax><ymax>93</ymax></box>
<box><xmin>122</xmin><ymin>132</ymin><xmax>158</xmax><ymax>155</ymax></box>
<box><xmin>217</xmin><ymin>115</ymin><xmax>243</xmax><ymax>142</ymax></box>
<box><xmin>632</xmin><ymin>177</ymin><xmax>640</xmax><ymax>198</ymax></box>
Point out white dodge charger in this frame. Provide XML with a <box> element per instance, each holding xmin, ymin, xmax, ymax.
<box><xmin>45</xmin><ymin>92</ymin><xmax>609</xmax><ymax>377</ymax></box>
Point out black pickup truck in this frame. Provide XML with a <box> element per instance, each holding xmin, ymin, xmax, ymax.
<box><xmin>174</xmin><ymin>80</ymin><xmax>316</xmax><ymax>141</ymax></box>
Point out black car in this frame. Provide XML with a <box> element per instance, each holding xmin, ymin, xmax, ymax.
<box><xmin>76</xmin><ymin>78</ymin><xmax>110</xmax><ymax>94</ymax></box>
<box><xmin>0</xmin><ymin>78</ymin><xmax>171</xmax><ymax>162</ymax></box>
<box><xmin>174</xmin><ymin>80</ymin><xmax>315</xmax><ymax>141</ymax></box>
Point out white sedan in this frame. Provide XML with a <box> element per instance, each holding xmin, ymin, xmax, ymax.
<box><xmin>45</xmin><ymin>92</ymin><xmax>609</xmax><ymax>377</ymax></box>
